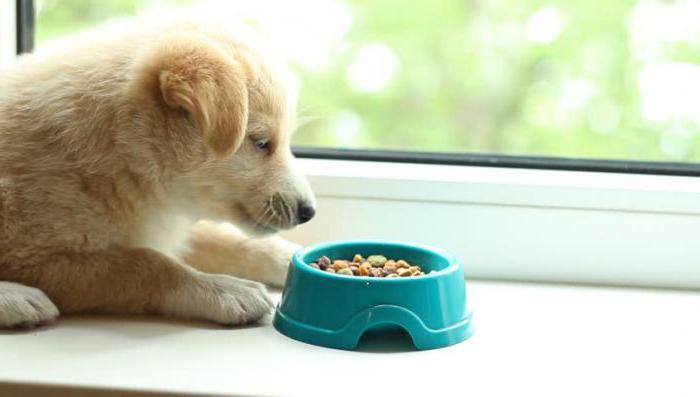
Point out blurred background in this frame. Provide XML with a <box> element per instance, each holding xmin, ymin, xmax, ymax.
<box><xmin>33</xmin><ymin>0</ymin><xmax>700</xmax><ymax>162</ymax></box>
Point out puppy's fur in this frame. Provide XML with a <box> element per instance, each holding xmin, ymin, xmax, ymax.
<box><xmin>0</xmin><ymin>19</ymin><xmax>315</xmax><ymax>328</ymax></box>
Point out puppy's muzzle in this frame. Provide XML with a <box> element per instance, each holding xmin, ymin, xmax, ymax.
<box><xmin>257</xmin><ymin>194</ymin><xmax>316</xmax><ymax>231</ymax></box>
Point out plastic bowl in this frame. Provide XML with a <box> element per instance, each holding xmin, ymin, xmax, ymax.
<box><xmin>273</xmin><ymin>240</ymin><xmax>474</xmax><ymax>350</ymax></box>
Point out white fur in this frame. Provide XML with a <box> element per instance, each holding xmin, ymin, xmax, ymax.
<box><xmin>161</xmin><ymin>269</ymin><xmax>273</xmax><ymax>325</ymax></box>
<box><xmin>0</xmin><ymin>282</ymin><xmax>59</xmax><ymax>328</ymax></box>
<box><xmin>0</xmin><ymin>16</ymin><xmax>313</xmax><ymax>328</ymax></box>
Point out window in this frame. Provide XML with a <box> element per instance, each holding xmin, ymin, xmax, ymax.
<box><xmin>28</xmin><ymin>0</ymin><xmax>700</xmax><ymax>169</ymax></box>
<box><xmin>8</xmin><ymin>0</ymin><xmax>700</xmax><ymax>290</ymax></box>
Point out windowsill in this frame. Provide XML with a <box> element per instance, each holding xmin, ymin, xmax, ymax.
<box><xmin>2</xmin><ymin>281</ymin><xmax>698</xmax><ymax>397</ymax></box>
<box><xmin>282</xmin><ymin>159</ymin><xmax>700</xmax><ymax>289</ymax></box>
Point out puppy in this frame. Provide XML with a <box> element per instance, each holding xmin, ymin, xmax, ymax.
<box><xmin>0</xmin><ymin>18</ymin><xmax>315</xmax><ymax>328</ymax></box>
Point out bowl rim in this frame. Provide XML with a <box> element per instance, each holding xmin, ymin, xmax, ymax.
<box><xmin>291</xmin><ymin>239</ymin><xmax>462</xmax><ymax>282</ymax></box>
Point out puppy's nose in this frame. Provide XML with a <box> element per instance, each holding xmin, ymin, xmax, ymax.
<box><xmin>297</xmin><ymin>201</ymin><xmax>316</xmax><ymax>224</ymax></box>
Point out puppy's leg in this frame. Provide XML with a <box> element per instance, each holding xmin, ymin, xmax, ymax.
<box><xmin>0</xmin><ymin>282</ymin><xmax>59</xmax><ymax>328</ymax></box>
<box><xmin>0</xmin><ymin>247</ymin><xmax>273</xmax><ymax>326</ymax></box>
<box><xmin>183</xmin><ymin>220</ymin><xmax>299</xmax><ymax>287</ymax></box>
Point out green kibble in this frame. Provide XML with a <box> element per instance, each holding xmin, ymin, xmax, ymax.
<box><xmin>337</xmin><ymin>268</ymin><xmax>354</xmax><ymax>276</ymax></box>
<box><xmin>309</xmin><ymin>263</ymin><xmax>320</xmax><ymax>269</ymax></box>
<box><xmin>367</xmin><ymin>255</ymin><xmax>387</xmax><ymax>267</ymax></box>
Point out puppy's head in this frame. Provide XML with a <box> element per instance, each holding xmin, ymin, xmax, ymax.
<box><xmin>135</xmin><ymin>29</ymin><xmax>315</xmax><ymax>235</ymax></box>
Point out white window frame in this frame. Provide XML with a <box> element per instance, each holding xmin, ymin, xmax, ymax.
<box><xmin>0</xmin><ymin>0</ymin><xmax>16</xmax><ymax>66</ymax></box>
<box><xmin>282</xmin><ymin>159</ymin><xmax>700</xmax><ymax>290</ymax></box>
<box><xmin>3</xmin><ymin>2</ymin><xmax>698</xmax><ymax>290</ymax></box>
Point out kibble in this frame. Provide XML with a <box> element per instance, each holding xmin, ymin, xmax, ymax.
<box><xmin>318</xmin><ymin>256</ymin><xmax>331</xmax><ymax>270</ymax></box>
<box><xmin>367</xmin><ymin>255</ymin><xmax>388</xmax><ymax>267</ymax></box>
<box><xmin>337</xmin><ymin>268</ymin><xmax>354</xmax><ymax>276</ymax></box>
<box><xmin>358</xmin><ymin>262</ymin><xmax>372</xmax><ymax>276</ymax></box>
<box><xmin>308</xmin><ymin>254</ymin><xmax>430</xmax><ymax>277</ymax></box>
<box><xmin>332</xmin><ymin>260</ymin><xmax>350</xmax><ymax>270</ymax></box>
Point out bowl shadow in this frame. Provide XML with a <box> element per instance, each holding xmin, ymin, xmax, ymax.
<box><xmin>353</xmin><ymin>329</ymin><xmax>418</xmax><ymax>353</ymax></box>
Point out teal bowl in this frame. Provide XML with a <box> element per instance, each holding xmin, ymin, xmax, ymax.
<box><xmin>273</xmin><ymin>240</ymin><xmax>474</xmax><ymax>350</ymax></box>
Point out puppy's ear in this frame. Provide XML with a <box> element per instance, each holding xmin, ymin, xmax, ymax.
<box><xmin>141</xmin><ymin>35</ymin><xmax>249</xmax><ymax>159</ymax></box>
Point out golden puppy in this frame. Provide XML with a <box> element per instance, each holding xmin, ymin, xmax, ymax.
<box><xmin>0</xmin><ymin>19</ymin><xmax>315</xmax><ymax>327</ymax></box>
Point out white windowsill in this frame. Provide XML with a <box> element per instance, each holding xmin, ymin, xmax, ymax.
<box><xmin>281</xmin><ymin>159</ymin><xmax>700</xmax><ymax>289</ymax></box>
<box><xmin>1</xmin><ymin>280</ymin><xmax>699</xmax><ymax>397</ymax></box>
<box><xmin>294</xmin><ymin>158</ymin><xmax>700</xmax><ymax>213</ymax></box>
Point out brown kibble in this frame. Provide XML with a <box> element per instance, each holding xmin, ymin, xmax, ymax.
<box><xmin>317</xmin><ymin>256</ymin><xmax>331</xmax><ymax>270</ymax></box>
<box><xmin>359</xmin><ymin>262</ymin><xmax>372</xmax><ymax>276</ymax></box>
<box><xmin>383</xmin><ymin>261</ymin><xmax>397</xmax><ymax>275</ymax></box>
<box><xmin>381</xmin><ymin>265</ymin><xmax>397</xmax><ymax>275</ymax></box>
<box><xmin>311</xmin><ymin>255</ymin><xmax>427</xmax><ymax>277</ymax></box>
<box><xmin>396</xmin><ymin>260</ymin><xmax>410</xmax><ymax>269</ymax></box>
<box><xmin>332</xmin><ymin>260</ymin><xmax>349</xmax><ymax>270</ymax></box>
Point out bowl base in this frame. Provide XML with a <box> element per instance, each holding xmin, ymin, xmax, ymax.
<box><xmin>273</xmin><ymin>304</ymin><xmax>473</xmax><ymax>351</ymax></box>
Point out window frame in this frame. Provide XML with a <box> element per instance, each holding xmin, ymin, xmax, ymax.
<box><xmin>0</xmin><ymin>0</ymin><xmax>17</xmax><ymax>66</ymax></box>
<box><xmin>15</xmin><ymin>0</ymin><xmax>33</xmax><ymax>54</ymax></box>
<box><xmin>294</xmin><ymin>146</ymin><xmax>700</xmax><ymax>177</ymax></box>
<box><xmin>9</xmin><ymin>0</ymin><xmax>700</xmax><ymax>290</ymax></box>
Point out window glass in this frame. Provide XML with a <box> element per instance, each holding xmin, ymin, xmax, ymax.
<box><xmin>35</xmin><ymin>0</ymin><xmax>700</xmax><ymax>162</ymax></box>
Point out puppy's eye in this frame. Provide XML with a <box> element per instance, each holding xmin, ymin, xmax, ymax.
<box><xmin>254</xmin><ymin>140</ymin><xmax>270</xmax><ymax>151</ymax></box>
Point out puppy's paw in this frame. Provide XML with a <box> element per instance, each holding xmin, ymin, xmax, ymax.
<box><xmin>249</xmin><ymin>236</ymin><xmax>300</xmax><ymax>288</ymax></box>
<box><xmin>0</xmin><ymin>282</ymin><xmax>60</xmax><ymax>328</ymax></box>
<box><xmin>163</xmin><ymin>273</ymin><xmax>274</xmax><ymax>325</ymax></box>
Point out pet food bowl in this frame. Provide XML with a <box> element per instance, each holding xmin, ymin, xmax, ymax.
<box><xmin>273</xmin><ymin>240</ymin><xmax>473</xmax><ymax>350</ymax></box>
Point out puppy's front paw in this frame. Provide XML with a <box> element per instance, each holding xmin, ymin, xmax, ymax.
<box><xmin>163</xmin><ymin>273</ymin><xmax>273</xmax><ymax>325</ymax></box>
<box><xmin>250</xmin><ymin>236</ymin><xmax>300</xmax><ymax>288</ymax></box>
<box><xmin>0</xmin><ymin>282</ymin><xmax>60</xmax><ymax>328</ymax></box>
<box><xmin>205</xmin><ymin>275</ymin><xmax>274</xmax><ymax>325</ymax></box>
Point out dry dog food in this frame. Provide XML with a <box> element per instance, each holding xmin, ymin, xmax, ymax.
<box><xmin>309</xmin><ymin>254</ymin><xmax>434</xmax><ymax>277</ymax></box>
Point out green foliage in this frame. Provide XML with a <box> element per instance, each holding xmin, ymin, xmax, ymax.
<box><xmin>35</xmin><ymin>0</ymin><xmax>700</xmax><ymax>162</ymax></box>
